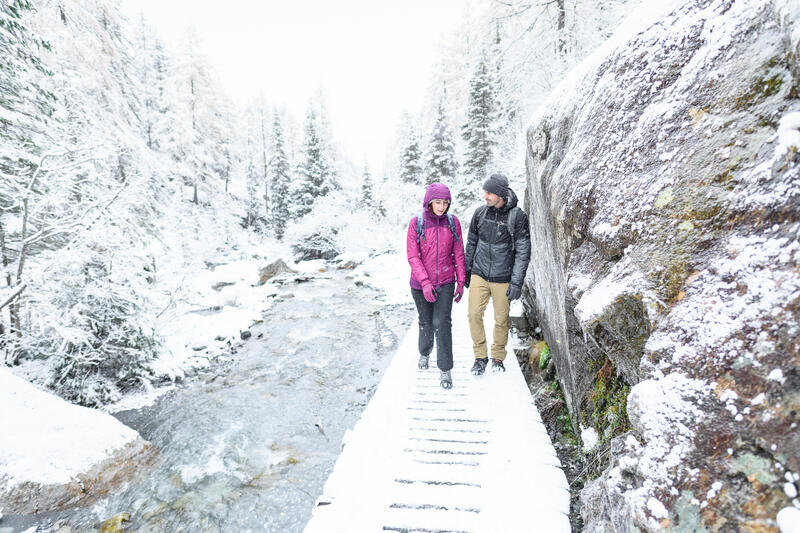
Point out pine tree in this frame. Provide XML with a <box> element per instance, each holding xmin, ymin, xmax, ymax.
<box><xmin>361</xmin><ymin>165</ymin><xmax>374</xmax><ymax>203</ymax></box>
<box><xmin>425</xmin><ymin>92</ymin><xmax>458</xmax><ymax>184</ymax></box>
<box><xmin>169</xmin><ymin>28</ymin><xmax>229</xmax><ymax>204</ymax></box>
<box><xmin>461</xmin><ymin>50</ymin><xmax>495</xmax><ymax>181</ymax></box>
<box><xmin>0</xmin><ymin>0</ymin><xmax>56</xmax><ymax>346</ymax></box>
<box><xmin>133</xmin><ymin>14</ymin><xmax>172</xmax><ymax>152</ymax></box>
<box><xmin>400</xmin><ymin>126</ymin><xmax>423</xmax><ymax>185</ymax></box>
<box><xmin>360</xmin><ymin>165</ymin><xmax>386</xmax><ymax>217</ymax></box>
<box><xmin>0</xmin><ymin>1</ymin><xmax>54</xmax><ymax>179</ymax></box>
<box><xmin>294</xmin><ymin>103</ymin><xmax>334</xmax><ymax>218</ymax></box>
<box><xmin>257</xmin><ymin>105</ymin><xmax>271</xmax><ymax>224</ymax></box>
<box><xmin>489</xmin><ymin>24</ymin><xmax>519</xmax><ymax>171</ymax></box>
<box><xmin>244</xmin><ymin>142</ymin><xmax>261</xmax><ymax>229</ymax></box>
<box><xmin>316</xmin><ymin>88</ymin><xmax>340</xmax><ymax>193</ymax></box>
<box><xmin>268</xmin><ymin>111</ymin><xmax>291</xmax><ymax>240</ymax></box>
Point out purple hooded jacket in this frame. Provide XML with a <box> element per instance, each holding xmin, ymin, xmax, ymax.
<box><xmin>406</xmin><ymin>183</ymin><xmax>467</xmax><ymax>290</ymax></box>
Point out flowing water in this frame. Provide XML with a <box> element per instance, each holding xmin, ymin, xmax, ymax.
<box><xmin>7</xmin><ymin>272</ymin><xmax>414</xmax><ymax>533</ymax></box>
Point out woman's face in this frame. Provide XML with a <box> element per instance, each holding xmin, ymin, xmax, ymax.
<box><xmin>430</xmin><ymin>198</ymin><xmax>449</xmax><ymax>216</ymax></box>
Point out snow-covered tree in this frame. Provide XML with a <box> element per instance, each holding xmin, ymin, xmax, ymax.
<box><xmin>425</xmin><ymin>92</ymin><xmax>458</xmax><ymax>184</ymax></box>
<box><xmin>244</xmin><ymin>141</ymin><xmax>263</xmax><ymax>229</ymax></box>
<box><xmin>256</xmin><ymin>104</ymin><xmax>271</xmax><ymax>222</ymax></box>
<box><xmin>168</xmin><ymin>28</ymin><xmax>230</xmax><ymax>204</ymax></box>
<box><xmin>0</xmin><ymin>0</ymin><xmax>56</xmax><ymax>352</ymax></box>
<box><xmin>400</xmin><ymin>125</ymin><xmax>423</xmax><ymax>185</ymax></box>
<box><xmin>0</xmin><ymin>0</ymin><xmax>54</xmax><ymax>175</ymax></box>
<box><xmin>0</xmin><ymin>0</ymin><xmax>165</xmax><ymax>403</ymax></box>
<box><xmin>294</xmin><ymin>103</ymin><xmax>336</xmax><ymax>218</ymax></box>
<box><xmin>461</xmin><ymin>49</ymin><xmax>495</xmax><ymax>182</ymax></box>
<box><xmin>361</xmin><ymin>165</ymin><xmax>374</xmax><ymax>204</ymax></box>
<box><xmin>268</xmin><ymin>111</ymin><xmax>291</xmax><ymax>240</ymax></box>
<box><xmin>132</xmin><ymin>14</ymin><xmax>172</xmax><ymax>152</ymax></box>
<box><xmin>489</xmin><ymin>24</ymin><xmax>520</xmax><ymax>173</ymax></box>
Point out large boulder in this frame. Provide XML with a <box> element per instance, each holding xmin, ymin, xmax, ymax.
<box><xmin>258</xmin><ymin>258</ymin><xmax>297</xmax><ymax>284</ymax></box>
<box><xmin>524</xmin><ymin>0</ymin><xmax>799</xmax><ymax>530</ymax></box>
<box><xmin>0</xmin><ymin>369</ymin><xmax>157</xmax><ymax>513</ymax></box>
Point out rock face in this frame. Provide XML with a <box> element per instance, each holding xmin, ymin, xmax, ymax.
<box><xmin>523</xmin><ymin>0</ymin><xmax>799</xmax><ymax>530</ymax></box>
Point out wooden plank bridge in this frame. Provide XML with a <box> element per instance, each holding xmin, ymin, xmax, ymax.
<box><xmin>304</xmin><ymin>301</ymin><xmax>571</xmax><ymax>533</ymax></box>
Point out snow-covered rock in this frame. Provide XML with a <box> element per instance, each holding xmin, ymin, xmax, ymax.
<box><xmin>524</xmin><ymin>0</ymin><xmax>800</xmax><ymax>530</ymax></box>
<box><xmin>0</xmin><ymin>369</ymin><xmax>156</xmax><ymax>513</ymax></box>
<box><xmin>258</xmin><ymin>258</ymin><xmax>297</xmax><ymax>284</ymax></box>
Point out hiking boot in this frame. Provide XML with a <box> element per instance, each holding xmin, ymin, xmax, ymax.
<box><xmin>492</xmin><ymin>358</ymin><xmax>506</xmax><ymax>373</ymax></box>
<box><xmin>418</xmin><ymin>354</ymin><xmax>429</xmax><ymax>370</ymax></box>
<box><xmin>471</xmin><ymin>358</ymin><xmax>488</xmax><ymax>376</ymax></box>
<box><xmin>440</xmin><ymin>370</ymin><xmax>452</xmax><ymax>389</ymax></box>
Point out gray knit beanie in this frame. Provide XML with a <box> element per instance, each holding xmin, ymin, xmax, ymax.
<box><xmin>483</xmin><ymin>173</ymin><xmax>509</xmax><ymax>198</ymax></box>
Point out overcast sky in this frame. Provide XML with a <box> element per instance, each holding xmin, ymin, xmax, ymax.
<box><xmin>119</xmin><ymin>0</ymin><xmax>470</xmax><ymax>176</ymax></box>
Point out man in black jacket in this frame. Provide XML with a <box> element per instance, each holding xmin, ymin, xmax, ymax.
<box><xmin>464</xmin><ymin>174</ymin><xmax>531</xmax><ymax>375</ymax></box>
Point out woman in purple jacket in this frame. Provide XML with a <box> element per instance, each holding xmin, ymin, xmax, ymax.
<box><xmin>406</xmin><ymin>182</ymin><xmax>467</xmax><ymax>389</ymax></box>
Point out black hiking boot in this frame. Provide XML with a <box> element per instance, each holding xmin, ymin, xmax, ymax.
<box><xmin>418</xmin><ymin>354</ymin><xmax>429</xmax><ymax>370</ymax></box>
<box><xmin>471</xmin><ymin>358</ymin><xmax>488</xmax><ymax>376</ymax></box>
<box><xmin>440</xmin><ymin>370</ymin><xmax>452</xmax><ymax>389</ymax></box>
<box><xmin>492</xmin><ymin>358</ymin><xmax>506</xmax><ymax>373</ymax></box>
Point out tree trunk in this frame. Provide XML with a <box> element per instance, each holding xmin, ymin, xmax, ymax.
<box><xmin>556</xmin><ymin>0</ymin><xmax>566</xmax><ymax>57</ymax></box>
<box><xmin>193</xmin><ymin>182</ymin><xmax>198</xmax><ymax>204</ymax></box>
<box><xmin>261</xmin><ymin>113</ymin><xmax>270</xmax><ymax>216</ymax></box>
<box><xmin>0</xmin><ymin>216</ymin><xmax>7</xmax><ymax>341</ymax></box>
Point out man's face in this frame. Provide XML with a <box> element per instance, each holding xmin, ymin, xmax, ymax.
<box><xmin>484</xmin><ymin>190</ymin><xmax>502</xmax><ymax>208</ymax></box>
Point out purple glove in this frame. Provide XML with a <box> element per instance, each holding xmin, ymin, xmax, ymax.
<box><xmin>454</xmin><ymin>284</ymin><xmax>464</xmax><ymax>303</ymax></box>
<box><xmin>422</xmin><ymin>282</ymin><xmax>437</xmax><ymax>303</ymax></box>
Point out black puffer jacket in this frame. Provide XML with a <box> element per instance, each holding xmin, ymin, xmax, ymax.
<box><xmin>464</xmin><ymin>188</ymin><xmax>531</xmax><ymax>287</ymax></box>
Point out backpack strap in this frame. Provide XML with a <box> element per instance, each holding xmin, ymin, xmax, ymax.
<box><xmin>507</xmin><ymin>208</ymin><xmax>518</xmax><ymax>252</ymax></box>
<box><xmin>446</xmin><ymin>214</ymin><xmax>459</xmax><ymax>243</ymax></box>
<box><xmin>478</xmin><ymin>205</ymin><xmax>489</xmax><ymax>227</ymax></box>
<box><xmin>417</xmin><ymin>212</ymin><xmax>460</xmax><ymax>243</ymax></box>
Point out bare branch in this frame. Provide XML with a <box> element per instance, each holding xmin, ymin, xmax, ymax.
<box><xmin>22</xmin><ymin>182</ymin><xmax>128</xmax><ymax>248</ymax></box>
<box><xmin>0</xmin><ymin>283</ymin><xmax>26</xmax><ymax>311</ymax></box>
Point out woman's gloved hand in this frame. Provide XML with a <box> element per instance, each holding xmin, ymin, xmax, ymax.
<box><xmin>422</xmin><ymin>282</ymin><xmax>437</xmax><ymax>303</ymax></box>
<box><xmin>454</xmin><ymin>284</ymin><xmax>464</xmax><ymax>303</ymax></box>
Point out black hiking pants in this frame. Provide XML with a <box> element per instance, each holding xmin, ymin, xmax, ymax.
<box><xmin>411</xmin><ymin>282</ymin><xmax>455</xmax><ymax>371</ymax></box>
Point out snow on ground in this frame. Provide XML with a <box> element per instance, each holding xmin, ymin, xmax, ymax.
<box><xmin>304</xmin><ymin>297</ymin><xmax>570</xmax><ymax>533</ymax></box>
<box><xmin>108</xmin><ymin>243</ymin><xmax>410</xmax><ymax>413</ymax></box>
<box><xmin>0</xmin><ymin>217</ymin><xmax>413</xmax><ymax>515</ymax></box>
<box><xmin>0</xmin><ymin>368</ymin><xmax>140</xmax><ymax>488</ymax></box>
<box><xmin>351</xmin><ymin>247</ymin><xmax>410</xmax><ymax>305</ymax></box>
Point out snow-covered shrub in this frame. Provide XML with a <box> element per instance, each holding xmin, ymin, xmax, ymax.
<box><xmin>291</xmin><ymin>226</ymin><xmax>342</xmax><ymax>261</ymax></box>
<box><xmin>32</xmin><ymin>237</ymin><xmax>160</xmax><ymax>406</ymax></box>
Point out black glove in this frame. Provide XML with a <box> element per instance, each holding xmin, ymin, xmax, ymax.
<box><xmin>464</xmin><ymin>271</ymin><xmax>471</xmax><ymax>288</ymax></box>
<box><xmin>506</xmin><ymin>284</ymin><xmax>521</xmax><ymax>301</ymax></box>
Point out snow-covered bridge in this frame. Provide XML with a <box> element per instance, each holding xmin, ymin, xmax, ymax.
<box><xmin>304</xmin><ymin>301</ymin><xmax>571</xmax><ymax>533</ymax></box>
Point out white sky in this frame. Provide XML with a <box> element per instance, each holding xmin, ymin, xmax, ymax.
<box><xmin>119</xmin><ymin>0</ymin><xmax>470</xmax><ymax>176</ymax></box>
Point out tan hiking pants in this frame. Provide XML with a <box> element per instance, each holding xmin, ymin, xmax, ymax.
<box><xmin>467</xmin><ymin>274</ymin><xmax>510</xmax><ymax>360</ymax></box>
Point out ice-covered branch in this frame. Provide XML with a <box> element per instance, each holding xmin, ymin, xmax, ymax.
<box><xmin>0</xmin><ymin>283</ymin><xmax>26</xmax><ymax>311</ymax></box>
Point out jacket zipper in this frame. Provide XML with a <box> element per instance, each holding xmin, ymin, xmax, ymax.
<box><xmin>435</xmin><ymin>217</ymin><xmax>440</xmax><ymax>286</ymax></box>
<box><xmin>487</xmin><ymin>209</ymin><xmax>495</xmax><ymax>280</ymax></box>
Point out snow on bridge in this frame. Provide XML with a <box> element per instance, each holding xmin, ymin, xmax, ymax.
<box><xmin>304</xmin><ymin>300</ymin><xmax>571</xmax><ymax>533</ymax></box>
